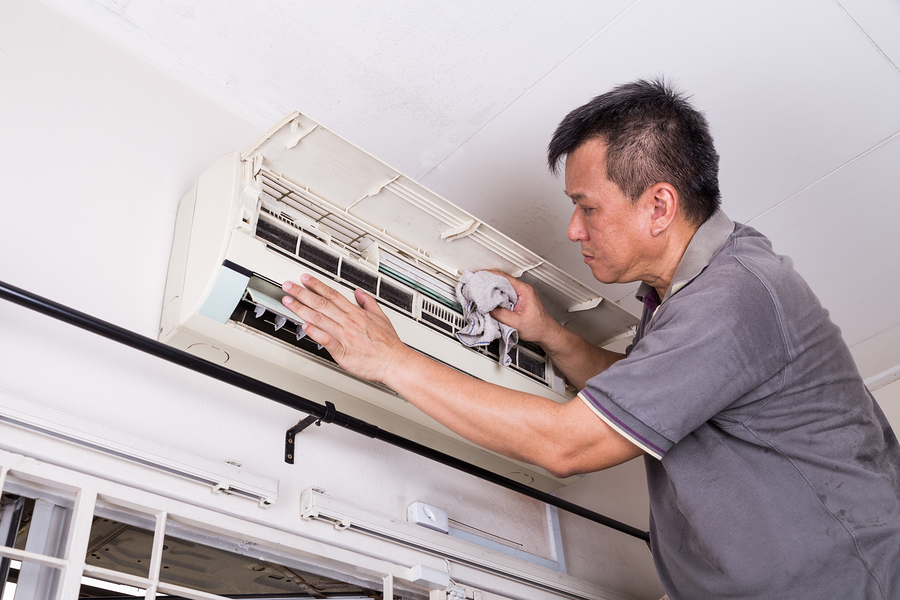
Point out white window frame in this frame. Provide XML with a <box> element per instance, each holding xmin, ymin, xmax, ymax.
<box><xmin>0</xmin><ymin>447</ymin><xmax>629</xmax><ymax>600</ymax></box>
<box><xmin>0</xmin><ymin>451</ymin><xmax>448</xmax><ymax>600</ymax></box>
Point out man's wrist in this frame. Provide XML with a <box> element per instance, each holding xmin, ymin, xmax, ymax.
<box><xmin>381</xmin><ymin>343</ymin><xmax>416</xmax><ymax>389</ymax></box>
<box><xmin>538</xmin><ymin>320</ymin><xmax>568</xmax><ymax>356</ymax></box>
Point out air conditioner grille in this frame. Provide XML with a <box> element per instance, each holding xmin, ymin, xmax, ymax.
<box><xmin>256</xmin><ymin>218</ymin><xmax>298</xmax><ymax>254</ymax></box>
<box><xmin>260</xmin><ymin>175</ymin><xmax>369</xmax><ymax>251</ymax></box>
<box><xmin>251</xmin><ymin>174</ymin><xmax>556</xmax><ymax>391</ymax></box>
<box><xmin>298</xmin><ymin>239</ymin><xmax>340</xmax><ymax>276</ymax></box>
<box><xmin>340</xmin><ymin>262</ymin><xmax>379</xmax><ymax>295</ymax></box>
<box><xmin>378</xmin><ymin>280</ymin><xmax>414</xmax><ymax>313</ymax></box>
<box><xmin>515</xmin><ymin>349</ymin><xmax>547</xmax><ymax>381</ymax></box>
<box><xmin>519</xmin><ymin>340</ymin><xmax>546</xmax><ymax>357</ymax></box>
<box><xmin>420</xmin><ymin>298</ymin><xmax>466</xmax><ymax>335</ymax></box>
<box><xmin>420</xmin><ymin>312</ymin><xmax>454</xmax><ymax>334</ymax></box>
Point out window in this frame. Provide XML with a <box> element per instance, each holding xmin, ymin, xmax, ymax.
<box><xmin>0</xmin><ymin>462</ymin><xmax>384</xmax><ymax>600</ymax></box>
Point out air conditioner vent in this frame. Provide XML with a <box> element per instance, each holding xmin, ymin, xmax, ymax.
<box><xmin>256</xmin><ymin>218</ymin><xmax>298</xmax><ymax>254</ymax></box>
<box><xmin>261</xmin><ymin>174</ymin><xmax>369</xmax><ymax>252</ymax></box>
<box><xmin>339</xmin><ymin>261</ymin><xmax>378</xmax><ymax>295</ymax></box>
<box><xmin>230</xmin><ymin>290</ymin><xmax>397</xmax><ymax>396</ymax></box>
<box><xmin>420</xmin><ymin>298</ymin><xmax>466</xmax><ymax>337</ymax></box>
<box><xmin>231</xmin><ymin>297</ymin><xmax>333</xmax><ymax>365</ymax></box>
<box><xmin>514</xmin><ymin>349</ymin><xmax>546</xmax><ymax>381</ymax></box>
<box><xmin>378</xmin><ymin>280</ymin><xmax>414</xmax><ymax>314</ymax></box>
<box><xmin>298</xmin><ymin>238</ymin><xmax>340</xmax><ymax>276</ymax></box>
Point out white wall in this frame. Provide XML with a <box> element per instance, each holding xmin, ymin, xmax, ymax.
<box><xmin>0</xmin><ymin>1</ymin><xmax>661</xmax><ymax>598</ymax></box>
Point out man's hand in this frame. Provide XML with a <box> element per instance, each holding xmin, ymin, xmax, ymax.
<box><xmin>281</xmin><ymin>274</ymin><xmax>411</xmax><ymax>384</ymax></box>
<box><xmin>486</xmin><ymin>269</ymin><xmax>624</xmax><ymax>388</ymax></box>
<box><xmin>486</xmin><ymin>270</ymin><xmax>564</xmax><ymax>348</ymax></box>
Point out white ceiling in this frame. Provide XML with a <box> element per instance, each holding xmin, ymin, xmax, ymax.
<box><xmin>50</xmin><ymin>0</ymin><xmax>900</xmax><ymax>398</ymax></box>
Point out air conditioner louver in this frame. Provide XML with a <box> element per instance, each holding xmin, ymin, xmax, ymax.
<box><xmin>159</xmin><ymin>111</ymin><xmax>639</xmax><ymax>491</ymax></box>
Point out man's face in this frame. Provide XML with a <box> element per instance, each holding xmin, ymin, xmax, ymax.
<box><xmin>565</xmin><ymin>138</ymin><xmax>651</xmax><ymax>285</ymax></box>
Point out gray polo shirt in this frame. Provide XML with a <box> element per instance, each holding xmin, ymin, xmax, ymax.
<box><xmin>580</xmin><ymin>210</ymin><xmax>900</xmax><ymax>599</ymax></box>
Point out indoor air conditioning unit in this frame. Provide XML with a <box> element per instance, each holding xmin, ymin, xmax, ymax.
<box><xmin>159</xmin><ymin>112</ymin><xmax>638</xmax><ymax>491</ymax></box>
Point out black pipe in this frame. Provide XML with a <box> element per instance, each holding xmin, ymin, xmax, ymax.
<box><xmin>0</xmin><ymin>279</ymin><xmax>650</xmax><ymax>543</ymax></box>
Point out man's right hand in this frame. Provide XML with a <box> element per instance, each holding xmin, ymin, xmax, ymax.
<box><xmin>485</xmin><ymin>269</ymin><xmax>564</xmax><ymax>348</ymax></box>
<box><xmin>485</xmin><ymin>269</ymin><xmax>625</xmax><ymax>389</ymax></box>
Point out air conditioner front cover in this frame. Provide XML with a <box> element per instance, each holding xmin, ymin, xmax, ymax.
<box><xmin>160</xmin><ymin>112</ymin><xmax>639</xmax><ymax>492</ymax></box>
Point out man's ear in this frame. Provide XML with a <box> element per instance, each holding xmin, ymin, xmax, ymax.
<box><xmin>647</xmin><ymin>183</ymin><xmax>678</xmax><ymax>237</ymax></box>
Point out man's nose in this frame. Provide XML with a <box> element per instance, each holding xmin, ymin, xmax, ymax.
<box><xmin>568</xmin><ymin>209</ymin><xmax>586</xmax><ymax>242</ymax></box>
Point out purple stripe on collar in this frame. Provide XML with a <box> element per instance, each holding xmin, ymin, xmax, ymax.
<box><xmin>581</xmin><ymin>389</ymin><xmax>667</xmax><ymax>457</ymax></box>
<box><xmin>642</xmin><ymin>288</ymin><xmax>660</xmax><ymax>312</ymax></box>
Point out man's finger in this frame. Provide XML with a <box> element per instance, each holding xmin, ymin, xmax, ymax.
<box><xmin>281</xmin><ymin>275</ymin><xmax>348</xmax><ymax>318</ymax></box>
<box><xmin>299</xmin><ymin>319</ymin><xmax>339</xmax><ymax>352</ymax></box>
<box><xmin>278</xmin><ymin>291</ymin><xmax>346</xmax><ymax>357</ymax></box>
<box><xmin>490</xmin><ymin>306</ymin><xmax>513</xmax><ymax>319</ymax></box>
<box><xmin>355</xmin><ymin>287</ymin><xmax>386</xmax><ymax>316</ymax></box>
<box><xmin>281</xmin><ymin>291</ymin><xmax>332</xmax><ymax>330</ymax></box>
<box><xmin>302</xmin><ymin>274</ymin><xmax>355</xmax><ymax>309</ymax></box>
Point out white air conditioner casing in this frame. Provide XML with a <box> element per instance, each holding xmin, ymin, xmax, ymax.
<box><xmin>159</xmin><ymin>112</ymin><xmax>638</xmax><ymax>491</ymax></box>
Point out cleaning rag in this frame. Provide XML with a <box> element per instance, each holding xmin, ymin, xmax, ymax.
<box><xmin>455</xmin><ymin>270</ymin><xmax>518</xmax><ymax>366</ymax></box>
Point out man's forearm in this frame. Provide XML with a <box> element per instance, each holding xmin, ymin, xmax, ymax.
<box><xmin>539</xmin><ymin>324</ymin><xmax>625</xmax><ymax>390</ymax></box>
<box><xmin>381</xmin><ymin>344</ymin><xmax>638</xmax><ymax>477</ymax></box>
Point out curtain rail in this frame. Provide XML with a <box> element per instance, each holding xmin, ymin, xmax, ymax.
<box><xmin>0</xmin><ymin>279</ymin><xmax>650</xmax><ymax>544</ymax></box>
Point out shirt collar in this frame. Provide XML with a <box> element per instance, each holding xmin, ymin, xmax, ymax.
<box><xmin>635</xmin><ymin>209</ymin><xmax>735</xmax><ymax>305</ymax></box>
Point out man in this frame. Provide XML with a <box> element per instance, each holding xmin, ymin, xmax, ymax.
<box><xmin>281</xmin><ymin>80</ymin><xmax>900</xmax><ymax>598</ymax></box>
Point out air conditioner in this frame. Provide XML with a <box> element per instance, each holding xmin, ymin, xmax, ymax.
<box><xmin>159</xmin><ymin>112</ymin><xmax>638</xmax><ymax>491</ymax></box>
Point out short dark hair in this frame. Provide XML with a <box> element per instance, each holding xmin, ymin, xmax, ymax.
<box><xmin>548</xmin><ymin>79</ymin><xmax>720</xmax><ymax>225</ymax></box>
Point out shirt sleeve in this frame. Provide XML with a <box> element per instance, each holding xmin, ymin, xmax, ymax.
<box><xmin>581</xmin><ymin>263</ymin><xmax>791</xmax><ymax>459</ymax></box>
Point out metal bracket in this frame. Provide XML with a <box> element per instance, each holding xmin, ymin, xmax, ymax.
<box><xmin>285</xmin><ymin>401</ymin><xmax>336</xmax><ymax>464</ymax></box>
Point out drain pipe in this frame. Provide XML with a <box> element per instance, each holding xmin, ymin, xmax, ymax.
<box><xmin>0</xmin><ymin>280</ymin><xmax>650</xmax><ymax>544</ymax></box>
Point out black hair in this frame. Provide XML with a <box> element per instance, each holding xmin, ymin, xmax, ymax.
<box><xmin>547</xmin><ymin>79</ymin><xmax>720</xmax><ymax>225</ymax></box>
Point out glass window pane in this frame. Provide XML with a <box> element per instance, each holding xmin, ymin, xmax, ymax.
<box><xmin>85</xmin><ymin>515</ymin><xmax>154</xmax><ymax>579</ymax></box>
<box><xmin>2</xmin><ymin>558</ymin><xmax>63</xmax><ymax>600</ymax></box>
<box><xmin>1</xmin><ymin>494</ymin><xmax>68</xmax><ymax>597</ymax></box>
<box><xmin>161</xmin><ymin>529</ymin><xmax>377</xmax><ymax>597</ymax></box>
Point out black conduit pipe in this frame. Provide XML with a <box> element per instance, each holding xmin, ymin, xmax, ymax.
<box><xmin>0</xmin><ymin>279</ymin><xmax>650</xmax><ymax>544</ymax></box>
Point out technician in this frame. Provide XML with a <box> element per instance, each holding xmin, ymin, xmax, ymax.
<box><xmin>281</xmin><ymin>79</ymin><xmax>900</xmax><ymax>599</ymax></box>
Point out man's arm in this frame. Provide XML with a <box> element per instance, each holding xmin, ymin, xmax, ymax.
<box><xmin>281</xmin><ymin>275</ymin><xmax>642</xmax><ymax>477</ymax></box>
<box><xmin>486</xmin><ymin>271</ymin><xmax>625</xmax><ymax>390</ymax></box>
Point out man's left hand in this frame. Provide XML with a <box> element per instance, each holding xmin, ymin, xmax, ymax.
<box><xmin>281</xmin><ymin>275</ymin><xmax>410</xmax><ymax>385</ymax></box>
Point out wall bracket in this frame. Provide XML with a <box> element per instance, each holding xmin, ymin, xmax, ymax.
<box><xmin>285</xmin><ymin>401</ymin><xmax>336</xmax><ymax>464</ymax></box>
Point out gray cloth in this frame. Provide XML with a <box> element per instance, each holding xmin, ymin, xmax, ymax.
<box><xmin>580</xmin><ymin>211</ymin><xmax>900</xmax><ymax>599</ymax></box>
<box><xmin>455</xmin><ymin>270</ymin><xmax>518</xmax><ymax>366</ymax></box>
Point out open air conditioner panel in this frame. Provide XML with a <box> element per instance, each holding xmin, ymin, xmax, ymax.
<box><xmin>160</xmin><ymin>111</ymin><xmax>639</xmax><ymax>492</ymax></box>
